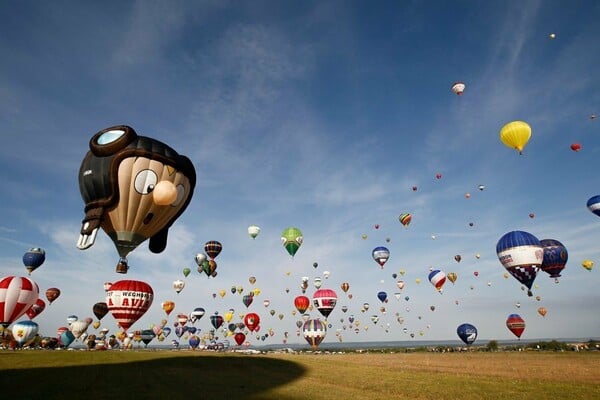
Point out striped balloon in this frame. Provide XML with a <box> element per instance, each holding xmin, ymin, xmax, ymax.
<box><xmin>587</xmin><ymin>195</ymin><xmax>600</xmax><ymax>217</ymax></box>
<box><xmin>428</xmin><ymin>270</ymin><xmax>446</xmax><ymax>292</ymax></box>
<box><xmin>506</xmin><ymin>314</ymin><xmax>526</xmax><ymax>339</ymax></box>
<box><xmin>312</xmin><ymin>288</ymin><xmax>338</xmax><ymax>318</ymax></box>
<box><xmin>106</xmin><ymin>280</ymin><xmax>153</xmax><ymax>331</ymax></box>
<box><xmin>302</xmin><ymin>318</ymin><xmax>327</xmax><ymax>350</ymax></box>
<box><xmin>496</xmin><ymin>231</ymin><xmax>543</xmax><ymax>296</ymax></box>
<box><xmin>0</xmin><ymin>276</ymin><xmax>39</xmax><ymax>327</ymax></box>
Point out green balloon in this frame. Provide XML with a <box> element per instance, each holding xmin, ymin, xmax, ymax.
<box><xmin>183</xmin><ymin>267</ymin><xmax>191</xmax><ymax>277</ymax></box>
<box><xmin>281</xmin><ymin>227</ymin><xmax>303</xmax><ymax>257</ymax></box>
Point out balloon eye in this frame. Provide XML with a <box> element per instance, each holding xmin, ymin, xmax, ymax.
<box><xmin>171</xmin><ymin>184</ymin><xmax>185</xmax><ymax>207</ymax></box>
<box><xmin>97</xmin><ymin>129</ymin><xmax>126</xmax><ymax>145</ymax></box>
<box><xmin>296</xmin><ymin>236</ymin><xmax>303</xmax><ymax>244</ymax></box>
<box><xmin>134</xmin><ymin>169</ymin><xmax>158</xmax><ymax>195</ymax></box>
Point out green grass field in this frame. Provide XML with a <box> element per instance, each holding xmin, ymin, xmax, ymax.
<box><xmin>0</xmin><ymin>350</ymin><xmax>598</xmax><ymax>400</ymax></box>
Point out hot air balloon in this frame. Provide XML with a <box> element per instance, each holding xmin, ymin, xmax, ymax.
<box><xmin>22</xmin><ymin>248</ymin><xmax>45</xmax><ymax>275</ymax></box>
<box><xmin>314</xmin><ymin>277</ymin><xmax>322</xmax><ymax>289</ymax></box>
<box><xmin>234</xmin><ymin>332</ymin><xmax>246</xmax><ymax>346</ymax></box>
<box><xmin>189</xmin><ymin>307</ymin><xmax>205</xmax><ymax>323</ymax></box>
<box><xmin>506</xmin><ymin>314</ymin><xmax>525</xmax><ymax>339</ymax></box>
<box><xmin>173</xmin><ymin>279</ymin><xmax>185</xmax><ymax>294</ymax></box>
<box><xmin>93</xmin><ymin>302</ymin><xmax>109</xmax><ymax>320</ymax></box>
<box><xmin>581</xmin><ymin>260</ymin><xmax>594</xmax><ymax>271</ymax></box>
<box><xmin>182</xmin><ymin>267</ymin><xmax>191</xmax><ymax>278</ymax></box>
<box><xmin>451</xmin><ymin>82</ymin><xmax>465</xmax><ymax>95</ymax></box>
<box><xmin>540</xmin><ymin>239</ymin><xmax>568</xmax><ymax>282</ymax></box>
<box><xmin>454</xmin><ymin>255</ymin><xmax>462</xmax><ymax>263</ymax></box>
<box><xmin>294</xmin><ymin>295</ymin><xmax>310</xmax><ymax>314</ymax></box>
<box><xmin>281</xmin><ymin>227</ymin><xmax>303</xmax><ymax>257</ymax></box>
<box><xmin>77</xmin><ymin>125</ymin><xmax>196</xmax><ymax>273</ymax></box>
<box><xmin>141</xmin><ymin>329</ymin><xmax>156</xmax><ymax>347</ymax></box>
<box><xmin>204</xmin><ymin>241</ymin><xmax>222</xmax><ymax>260</ymax></box>
<box><xmin>496</xmin><ymin>231</ymin><xmax>543</xmax><ymax>296</ymax></box>
<box><xmin>45</xmin><ymin>287</ymin><xmax>61</xmax><ymax>305</ymax></box>
<box><xmin>399</xmin><ymin>213</ymin><xmax>412</xmax><ymax>228</ymax></box>
<box><xmin>70</xmin><ymin>320</ymin><xmax>90</xmax><ymax>339</ymax></box>
<box><xmin>303</xmin><ymin>319</ymin><xmax>327</xmax><ymax>350</ymax></box>
<box><xmin>161</xmin><ymin>301</ymin><xmax>175</xmax><ymax>316</ymax></box>
<box><xmin>499</xmin><ymin>121</ymin><xmax>531</xmax><ymax>154</ymax></box>
<box><xmin>377</xmin><ymin>291</ymin><xmax>387</xmax><ymax>303</ymax></box>
<box><xmin>242</xmin><ymin>294</ymin><xmax>254</xmax><ymax>308</ymax></box>
<box><xmin>210</xmin><ymin>314</ymin><xmax>224</xmax><ymax>330</ymax></box>
<box><xmin>570</xmin><ymin>143</ymin><xmax>581</xmax><ymax>152</ymax></box>
<box><xmin>312</xmin><ymin>289</ymin><xmax>338</xmax><ymax>318</ymax></box>
<box><xmin>537</xmin><ymin>307</ymin><xmax>547</xmax><ymax>317</ymax></box>
<box><xmin>428</xmin><ymin>270</ymin><xmax>446</xmax><ymax>293</ymax></box>
<box><xmin>26</xmin><ymin>298</ymin><xmax>46</xmax><ymax>320</ymax></box>
<box><xmin>12</xmin><ymin>320</ymin><xmax>39</xmax><ymax>347</ymax></box>
<box><xmin>340</xmin><ymin>282</ymin><xmax>350</xmax><ymax>293</ymax></box>
<box><xmin>587</xmin><ymin>195</ymin><xmax>600</xmax><ymax>217</ymax></box>
<box><xmin>447</xmin><ymin>272</ymin><xmax>458</xmax><ymax>284</ymax></box>
<box><xmin>248</xmin><ymin>225</ymin><xmax>260</xmax><ymax>239</ymax></box>
<box><xmin>456</xmin><ymin>323</ymin><xmax>477</xmax><ymax>345</ymax></box>
<box><xmin>372</xmin><ymin>246</ymin><xmax>390</xmax><ymax>268</ymax></box>
<box><xmin>0</xmin><ymin>276</ymin><xmax>39</xmax><ymax>328</ymax></box>
<box><xmin>244</xmin><ymin>312</ymin><xmax>260</xmax><ymax>332</ymax></box>
<box><xmin>106</xmin><ymin>280</ymin><xmax>153</xmax><ymax>331</ymax></box>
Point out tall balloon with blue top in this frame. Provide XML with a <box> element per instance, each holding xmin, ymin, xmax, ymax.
<box><xmin>496</xmin><ymin>231</ymin><xmax>543</xmax><ymax>296</ymax></box>
<box><xmin>540</xmin><ymin>239</ymin><xmax>568</xmax><ymax>283</ymax></box>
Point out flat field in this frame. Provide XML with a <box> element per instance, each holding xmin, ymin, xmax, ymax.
<box><xmin>0</xmin><ymin>350</ymin><xmax>598</xmax><ymax>400</ymax></box>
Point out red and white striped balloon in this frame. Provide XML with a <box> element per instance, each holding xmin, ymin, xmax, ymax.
<box><xmin>106</xmin><ymin>280</ymin><xmax>153</xmax><ymax>331</ymax></box>
<box><xmin>0</xmin><ymin>276</ymin><xmax>39</xmax><ymax>327</ymax></box>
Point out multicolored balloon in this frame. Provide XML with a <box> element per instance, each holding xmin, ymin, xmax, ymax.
<box><xmin>428</xmin><ymin>270</ymin><xmax>446</xmax><ymax>293</ymax></box>
<box><xmin>587</xmin><ymin>195</ymin><xmax>600</xmax><ymax>217</ymax></box>
<box><xmin>451</xmin><ymin>82</ymin><xmax>466</xmax><ymax>95</ymax></box>
<box><xmin>77</xmin><ymin>125</ymin><xmax>196</xmax><ymax>273</ymax></box>
<box><xmin>12</xmin><ymin>320</ymin><xmax>39</xmax><ymax>347</ymax></box>
<box><xmin>302</xmin><ymin>318</ymin><xmax>327</xmax><ymax>350</ymax></box>
<box><xmin>204</xmin><ymin>241</ymin><xmax>222</xmax><ymax>260</ymax></box>
<box><xmin>312</xmin><ymin>289</ymin><xmax>338</xmax><ymax>318</ymax></box>
<box><xmin>540</xmin><ymin>239</ymin><xmax>568</xmax><ymax>282</ymax></box>
<box><xmin>398</xmin><ymin>213</ymin><xmax>412</xmax><ymax>228</ymax></box>
<box><xmin>496</xmin><ymin>231</ymin><xmax>543</xmax><ymax>296</ymax></box>
<box><xmin>281</xmin><ymin>227</ymin><xmax>303</xmax><ymax>257</ymax></box>
<box><xmin>372</xmin><ymin>246</ymin><xmax>390</xmax><ymax>268</ymax></box>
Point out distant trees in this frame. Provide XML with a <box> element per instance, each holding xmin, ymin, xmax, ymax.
<box><xmin>486</xmin><ymin>340</ymin><xmax>499</xmax><ymax>352</ymax></box>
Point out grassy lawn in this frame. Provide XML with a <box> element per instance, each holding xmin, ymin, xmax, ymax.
<box><xmin>0</xmin><ymin>350</ymin><xmax>598</xmax><ymax>400</ymax></box>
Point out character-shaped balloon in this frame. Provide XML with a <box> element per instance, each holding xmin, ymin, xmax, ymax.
<box><xmin>77</xmin><ymin>126</ymin><xmax>196</xmax><ymax>273</ymax></box>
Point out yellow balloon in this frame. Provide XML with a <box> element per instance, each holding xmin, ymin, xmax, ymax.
<box><xmin>253</xmin><ymin>288</ymin><xmax>261</xmax><ymax>296</ymax></box>
<box><xmin>582</xmin><ymin>260</ymin><xmax>594</xmax><ymax>271</ymax></box>
<box><xmin>500</xmin><ymin>121</ymin><xmax>531</xmax><ymax>154</ymax></box>
<box><xmin>219</xmin><ymin>289</ymin><xmax>226</xmax><ymax>298</ymax></box>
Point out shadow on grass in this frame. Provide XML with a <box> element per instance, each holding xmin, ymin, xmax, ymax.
<box><xmin>1</xmin><ymin>354</ymin><xmax>306</xmax><ymax>399</ymax></box>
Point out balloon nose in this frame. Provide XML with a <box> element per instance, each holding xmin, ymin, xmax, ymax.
<box><xmin>153</xmin><ymin>180</ymin><xmax>177</xmax><ymax>205</ymax></box>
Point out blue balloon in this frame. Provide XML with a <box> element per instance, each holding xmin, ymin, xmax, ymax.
<box><xmin>457</xmin><ymin>323</ymin><xmax>477</xmax><ymax>345</ymax></box>
<box><xmin>60</xmin><ymin>330</ymin><xmax>75</xmax><ymax>348</ymax></box>
<box><xmin>377</xmin><ymin>291</ymin><xmax>387</xmax><ymax>303</ymax></box>
<box><xmin>496</xmin><ymin>230</ymin><xmax>543</xmax><ymax>296</ymax></box>
<box><xmin>587</xmin><ymin>195</ymin><xmax>600</xmax><ymax>217</ymax></box>
<box><xmin>23</xmin><ymin>248</ymin><xmax>45</xmax><ymax>275</ymax></box>
<box><xmin>540</xmin><ymin>239</ymin><xmax>568</xmax><ymax>281</ymax></box>
<box><xmin>188</xmin><ymin>335</ymin><xmax>200</xmax><ymax>349</ymax></box>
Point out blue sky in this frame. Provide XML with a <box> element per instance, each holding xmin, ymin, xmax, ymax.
<box><xmin>1</xmin><ymin>0</ymin><xmax>599</xmax><ymax>346</ymax></box>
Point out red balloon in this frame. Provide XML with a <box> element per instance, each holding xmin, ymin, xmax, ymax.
<box><xmin>106</xmin><ymin>280</ymin><xmax>153</xmax><ymax>331</ymax></box>
<box><xmin>294</xmin><ymin>295</ymin><xmax>310</xmax><ymax>314</ymax></box>
<box><xmin>435</xmin><ymin>173</ymin><xmax>442</xmax><ymax>179</ymax></box>
<box><xmin>234</xmin><ymin>332</ymin><xmax>246</xmax><ymax>346</ymax></box>
<box><xmin>26</xmin><ymin>298</ymin><xmax>46</xmax><ymax>320</ymax></box>
<box><xmin>506</xmin><ymin>314</ymin><xmax>526</xmax><ymax>338</ymax></box>
<box><xmin>45</xmin><ymin>287</ymin><xmax>61</xmax><ymax>304</ymax></box>
<box><xmin>570</xmin><ymin>143</ymin><xmax>581</xmax><ymax>152</ymax></box>
<box><xmin>312</xmin><ymin>288</ymin><xmax>338</xmax><ymax>318</ymax></box>
<box><xmin>244</xmin><ymin>312</ymin><xmax>260</xmax><ymax>332</ymax></box>
<box><xmin>0</xmin><ymin>276</ymin><xmax>39</xmax><ymax>327</ymax></box>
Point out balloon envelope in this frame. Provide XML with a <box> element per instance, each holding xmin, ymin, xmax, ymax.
<box><xmin>499</xmin><ymin>121</ymin><xmax>531</xmax><ymax>154</ymax></box>
<box><xmin>456</xmin><ymin>323</ymin><xmax>477</xmax><ymax>345</ymax></box>
<box><xmin>506</xmin><ymin>314</ymin><xmax>526</xmax><ymax>338</ymax></box>
<box><xmin>0</xmin><ymin>276</ymin><xmax>40</xmax><ymax>327</ymax></box>
<box><xmin>540</xmin><ymin>239</ymin><xmax>568</xmax><ymax>280</ymax></box>
<box><xmin>302</xmin><ymin>319</ymin><xmax>327</xmax><ymax>350</ymax></box>
<box><xmin>312</xmin><ymin>289</ymin><xmax>338</xmax><ymax>318</ymax></box>
<box><xmin>496</xmin><ymin>231</ymin><xmax>543</xmax><ymax>296</ymax></box>
<box><xmin>22</xmin><ymin>248</ymin><xmax>45</xmax><ymax>275</ymax></box>
<box><xmin>281</xmin><ymin>227</ymin><xmax>303</xmax><ymax>257</ymax></box>
<box><xmin>587</xmin><ymin>195</ymin><xmax>600</xmax><ymax>217</ymax></box>
<box><xmin>12</xmin><ymin>320</ymin><xmax>39</xmax><ymax>346</ymax></box>
<box><xmin>77</xmin><ymin>126</ymin><xmax>197</xmax><ymax>273</ymax></box>
<box><xmin>106</xmin><ymin>280</ymin><xmax>153</xmax><ymax>331</ymax></box>
<box><xmin>372</xmin><ymin>246</ymin><xmax>390</xmax><ymax>267</ymax></box>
